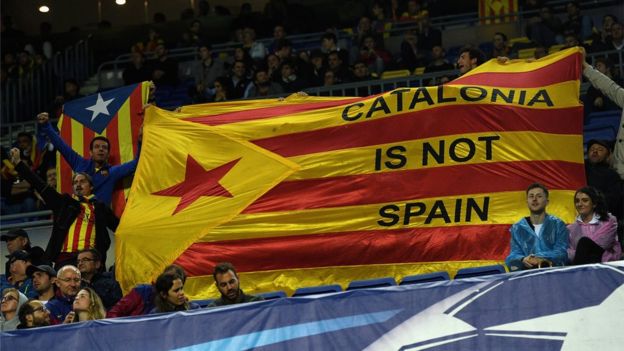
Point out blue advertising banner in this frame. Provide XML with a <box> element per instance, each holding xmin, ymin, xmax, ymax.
<box><xmin>2</xmin><ymin>263</ymin><xmax>623</xmax><ymax>350</ymax></box>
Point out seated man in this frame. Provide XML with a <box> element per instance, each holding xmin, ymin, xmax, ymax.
<box><xmin>17</xmin><ymin>300</ymin><xmax>51</xmax><ymax>329</ymax></box>
<box><xmin>208</xmin><ymin>262</ymin><xmax>263</xmax><ymax>307</ymax></box>
<box><xmin>77</xmin><ymin>248</ymin><xmax>122</xmax><ymax>310</ymax></box>
<box><xmin>584</xmin><ymin>139</ymin><xmax>623</xmax><ymax>220</ymax></box>
<box><xmin>2</xmin><ymin>229</ymin><xmax>46</xmax><ymax>280</ymax></box>
<box><xmin>26</xmin><ymin>265</ymin><xmax>56</xmax><ymax>303</ymax></box>
<box><xmin>9</xmin><ymin>148</ymin><xmax>119</xmax><ymax>267</ymax></box>
<box><xmin>506</xmin><ymin>183</ymin><xmax>569</xmax><ymax>271</ymax></box>
<box><xmin>7</xmin><ymin>250</ymin><xmax>37</xmax><ymax>299</ymax></box>
<box><xmin>46</xmin><ymin>265</ymin><xmax>81</xmax><ymax>323</ymax></box>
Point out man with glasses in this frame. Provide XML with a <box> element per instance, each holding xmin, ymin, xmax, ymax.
<box><xmin>77</xmin><ymin>248</ymin><xmax>121</xmax><ymax>310</ymax></box>
<box><xmin>17</xmin><ymin>300</ymin><xmax>51</xmax><ymax>329</ymax></box>
<box><xmin>45</xmin><ymin>265</ymin><xmax>81</xmax><ymax>323</ymax></box>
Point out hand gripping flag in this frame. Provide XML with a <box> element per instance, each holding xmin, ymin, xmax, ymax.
<box><xmin>57</xmin><ymin>82</ymin><xmax>150</xmax><ymax>215</ymax></box>
<box><xmin>115</xmin><ymin>107</ymin><xmax>298</xmax><ymax>292</ymax></box>
<box><xmin>121</xmin><ymin>48</ymin><xmax>585</xmax><ymax>298</ymax></box>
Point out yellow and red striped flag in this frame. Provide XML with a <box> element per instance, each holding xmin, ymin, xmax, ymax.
<box><xmin>114</xmin><ymin>109</ymin><xmax>298</xmax><ymax>292</ymax></box>
<box><xmin>118</xmin><ymin>48</ymin><xmax>585</xmax><ymax>298</ymax></box>
<box><xmin>57</xmin><ymin>82</ymin><xmax>150</xmax><ymax>216</ymax></box>
<box><xmin>479</xmin><ymin>0</ymin><xmax>518</xmax><ymax>24</ymax></box>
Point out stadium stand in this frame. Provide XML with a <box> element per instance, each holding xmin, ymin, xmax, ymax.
<box><xmin>292</xmin><ymin>284</ymin><xmax>343</xmax><ymax>297</ymax></box>
<box><xmin>256</xmin><ymin>290</ymin><xmax>287</xmax><ymax>300</ymax></box>
<box><xmin>399</xmin><ymin>271</ymin><xmax>451</xmax><ymax>285</ymax></box>
<box><xmin>453</xmin><ymin>264</ymin><xmax>507</xmax><ymax>279</ymax></box>
<box><xmin>346</xmin><ymin>277</ymin><xmax>397</xmax><ymax>290</ymax></box>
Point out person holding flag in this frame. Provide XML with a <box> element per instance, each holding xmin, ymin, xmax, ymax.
<box><xmin>36</xmin><ymin>82</ymin><xmax>150</xmax><ymax>210</ymax></box>
<box><xmin>8</xmin><ymin>147</ymin><xmax>118</xmax><ymax>268</ymax></box>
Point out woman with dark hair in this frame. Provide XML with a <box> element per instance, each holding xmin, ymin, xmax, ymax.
<box><xmin>567</xmin><ymin>186</ymin><xmax>620</xmax><ymax>264</ymax></box>
<box><xmin>107</xmin><ymin>264</ymin><xmax>187</xmax><ymax>318</ymax></box>
<box><xmin>212</xmin><ymin>76</ymin><xmax>233</xmax><ymax>102</ymax></box>
<box><xmin>149</xmin><ymin>273</ymin><xmax>199</xmax><ymax>314</ymax></box>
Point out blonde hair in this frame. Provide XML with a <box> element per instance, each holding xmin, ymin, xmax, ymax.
<box><xmin>77</xmin><ymin>287</ymin><xmax>106</xmax><ymax>320</ymax></box>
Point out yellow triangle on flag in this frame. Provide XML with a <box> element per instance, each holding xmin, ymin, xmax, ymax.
<box><xmin>115</xmin><ymin>106</ymin><xmax>299</xmax><ymax>293</ymax></box>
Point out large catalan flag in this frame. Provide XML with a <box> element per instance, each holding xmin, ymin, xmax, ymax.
<box><xmin>116</xmin><ymin>48</ymin><xmax>585</xmax><ymax>298</ymax></box>
<box><xmin>57</xmin><ymin>82</ymin><xmax>150</xmax><ymax>215</ymax></box>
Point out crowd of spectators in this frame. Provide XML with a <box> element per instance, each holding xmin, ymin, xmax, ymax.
<box><xmin>0</xmin><ymin>0</ymin><xmax>623</xmax><ymax>334</ymax></box>
<box><xmin>2</xmin><ymin>1</ymin><xmax>623</xmax><ymax>108</ymax></box>
<box><xmin>0</xmin><ymin>249</ymin><xmax>258</xmax><ymax>330</ymax></box>
<box><xmin>107</xmin><ymin>0</ymin><xmax>623</xmax><ymax>106</ymax></box>
<box><xmin>1</xmin><ymin>1</ymin><xmax>622</xmax><ymax>217</ymax></box>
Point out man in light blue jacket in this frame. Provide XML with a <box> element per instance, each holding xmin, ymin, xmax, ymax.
<box><xmin>506</xmin><ymin>183</ymin><xmax>569</xmax><ymax>271</ymax></box>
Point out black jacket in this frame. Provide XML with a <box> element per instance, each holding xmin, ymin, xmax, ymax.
<box><xmin>82</xmin><ymin>271</ymin><xmax>122</xmax><ymax>310</ymax></box>
<box><xmin>15</xmin><ymin>162</ymin><xmax>119</xmax><ymax>263</ymax></box>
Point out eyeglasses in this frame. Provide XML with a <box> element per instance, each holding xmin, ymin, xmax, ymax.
<box><xmin>57</xmin><ymin>278</ymin><xmax>82</xmax><ymax>283</ymax></box>
<box><xmin>1</xmin><ymin>295</ymin><xmax>17</xmax><ymax>302</ymax></box>
<box><xmin>32</xmin><ymin>305</ymin><xmax>48</xmax><ymax>313</ymax></box>
<box><xmin>77</xmin><ymin>258</ymin><xmax>95</xmax><ymax>263</ymax></box>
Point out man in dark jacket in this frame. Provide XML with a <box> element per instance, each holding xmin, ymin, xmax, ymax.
<box><xmin>1</xmin><ymin>229</ymin><xmax>46</xmax><ymax>280</ymax></box>
<box><xmin>584</xmin><ymin>140</ymin><xmax>623</xmax><ymax>220</ymax></box>
<box><xmin>9</xmin><ymin>148</ymin><xmax>118</xmax><ymax>268</ymax></box>
<box><xmin>208</xmin><ymin>262</ymin><xmax>263</xmax><ymax>307</ymax></box>
<box><xmin>77</xmin><ymin>248</ymin><xmax>122</xmax><ymax>310</ymax></box>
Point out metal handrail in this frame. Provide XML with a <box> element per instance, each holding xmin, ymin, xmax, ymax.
<box><xmin>1</xmin><ymin>210</ymin><xmax>52</xmax><ymax>220</ymax></box>
<box><xmin>1</xmin><ymin>219</ymin><xmax>53</xmax><ymax>231</ymax></box>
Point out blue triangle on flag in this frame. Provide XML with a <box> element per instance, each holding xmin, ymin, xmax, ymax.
<box><xmin>63</xmin><ymin>84</ymin><xmax>139</xmax><ymax>134</ymax></box>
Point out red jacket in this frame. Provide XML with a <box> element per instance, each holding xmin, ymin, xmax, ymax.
<box><xmin>106</xmin><ymin>284</ymin><xmax>153</xmax><ymax>318</ymax></box>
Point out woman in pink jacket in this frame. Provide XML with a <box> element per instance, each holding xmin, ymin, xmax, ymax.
<box><xmin>567</xmin><ymin>186</ymin><xmax>620</xmax><ymax>264</ymax></box>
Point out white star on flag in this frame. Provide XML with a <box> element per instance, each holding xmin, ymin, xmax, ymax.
<box><xmin>86</xmin><ymin>93</ymin><xmax>114</xmax><ymax>122</ymax></box>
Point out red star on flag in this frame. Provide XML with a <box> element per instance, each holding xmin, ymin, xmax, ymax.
<box><xmin>153</xmin><ymin>155</ymin><xmax>240</xmax><ymax>215</ymax></box>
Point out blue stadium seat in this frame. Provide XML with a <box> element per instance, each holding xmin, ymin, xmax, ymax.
<box><xmin>399</xmin><ymin>271</ymin><xmax>450</xmax><ymax>285</ymax></box>
<box><xmin>584</xmin><ymin>112</ymin><xmax>620</xmax><ymax>137</ymax></box>
<box><xmin>257</xmin><ymin>290</ymin><xmax>287</xmax><ymax>300</ymax></box>
<box><xmin>292</xmin><ymin>284</ymin><xmax>342</xmax><ymax>297</ymax></box>
<box><xmin>191</xmin><ymin>299</ymin><xmax>214</xmax><ymax>308</ymax></box>
<box><xmin>584</xmin><ymin>125</ymin><xmax>617</xmax><ymax>149</ymax></box>
<box><xmin>453</xmin><ymin>264</ymin><xmax>506</xmax><ymax>279</ymax></box>
<box><xmin>346</xmin><ymin>277</ymin><xmax>396</xmax><ymax>291</ymax></box>
<box><xmin>584</xmin><ymin>110</ymin><xmax>620</xmax><ymax>126</ymax></box>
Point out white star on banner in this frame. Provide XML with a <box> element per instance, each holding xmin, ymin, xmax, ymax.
<box><xmin>86</xmin><ymin>93</ymin><xmax>114</xmax><ymax>122</ymax></box>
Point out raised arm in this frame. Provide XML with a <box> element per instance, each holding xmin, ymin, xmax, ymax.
<box><xmin>37</xmin><ymin>112</ymin><xmax>88</xmax><ymax>169</ymax></box>
<box><xmin>581</xmin><ymin>48</ymin><xmax>624</xmax><ymax>108</ymax></box>
<box><xmin>9</xmin><ymin>148</ymin><xmax>62</xmax><ymax>209</ymax></box>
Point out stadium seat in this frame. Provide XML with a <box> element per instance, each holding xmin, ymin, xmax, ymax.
<box><xmin>453</xmin><ymin>264</ymin><xmax>506</xmax><ymax>279</ymax></box>
<box><xmin>292</xmin><ymin>284</ymin><xmax>342</xmax><ymax>297</ymax></box>
<box><xmin>257</xmin><ymin>290</ymin><xmax>287</xmax><ymax>300</ymax></box>
<box><xmin>584</xmin><ymin>120</ymin><xmax>618</xmax><ymax>146</ymax></box>
<box><xmin>518</xmin><ymin>48</ymin><xmax>536</xmax><ymax>59</ymax></box>
<box><xmin>399</xmin><ymin>271</ymin><xmax>450</xmax><ymax>285</ymax></box>
<box><xmin>346</xmin><ymin>277</ymin><xmax>396</xmax><ymax>290</ymax></box>
<box><xmin>586</xmin><ymin>110</ymin><xmax>621</xmax><ymax>126</ymax></box>
<box><xmin>413</xmin><ymin>67</ymin><xmax>425</xmax><ymax>75</ymax></box>
<box><xmin>381</xmin><ymin>69</ymin><xmax>411</xmax><ymax>79</ymax></box>
<box><xmin>508</xmin><ymin>36</ymin><xmax>532</xmax><ymax>45</ymax></box>
<box><xmin>548</xmin><ymin>44</ymin><xmax>565</xmax><ymax>54</ymax></box>
<box><xmin>191</xmin><ymin>299</ymin><xmax>214</xmax><ymax>308</ymax></box>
